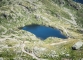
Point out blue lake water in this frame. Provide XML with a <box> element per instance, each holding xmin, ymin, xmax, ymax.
<box><xmin>73</xmin><ymin>0</ymin><xmax>83</xmax><ymax>4</ymax></box>
<box><xmin>22</xmin><ymin>25</ymin><xmax>67</xmax><ymax>40</ymax></box>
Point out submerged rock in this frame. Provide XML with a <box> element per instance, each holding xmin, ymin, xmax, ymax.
<box><xmin>72</xmin><ymin>41</ymin><xmax>83</xmax><ymax>50</ymax></box>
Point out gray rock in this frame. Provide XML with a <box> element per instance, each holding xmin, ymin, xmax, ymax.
<box><xmin>81</xmin><ymin>58</ymin><xmax>83</xmax><ymax>60</ymax></box>
<box><xmin>65</xmin><ymin>54</ymin><xmax>70</xmax><ymax>57</ymax></box>
<box><xmin>0</xmin><ymin>57</ymin><xmax>3</xmax><ymax>60</ymax></box>
<box><xmin>27</xmin><ymin>0</ymin><xmax>38</xmax><ymax>3</ymax></box>
<box><xmin>72</xmin><ymin>41</ymin><xmax>83</xmax><ymax>50</ymax></box>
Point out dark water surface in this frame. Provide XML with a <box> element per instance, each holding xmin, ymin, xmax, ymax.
<box><xmin>22</xmin><ymin>25</ymin><xmax>67</xmax><ymax>40</ymax></box>
<box><xmin>73</xmin><ymin>0</ymin><xmax>83</xmax><ymax>4</ymax></box>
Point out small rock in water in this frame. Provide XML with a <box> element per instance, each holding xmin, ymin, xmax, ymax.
<box><xmin>72</xmin><ymin>41</ymin><xmax>83</xmax><ymax>50</ymax></box>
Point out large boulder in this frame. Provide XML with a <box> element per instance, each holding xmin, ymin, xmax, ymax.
<box><xmin>72</xmin><ymin>41</ymin><xmax>83</xmax><ymax>50</ymax></box>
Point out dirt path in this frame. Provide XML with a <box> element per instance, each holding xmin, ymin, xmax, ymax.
<box><xmin>21</xmin><ymin>42</ymin><xmax>41</xmax><ymax>60</ymax></box>
<box><xmin>50</xmin><ymin>41</ymin><xmax>67</xmax><ymax>46</ymax></box>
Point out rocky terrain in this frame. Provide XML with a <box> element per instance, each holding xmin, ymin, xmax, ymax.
<box><xmin>0</xmin><ymin>0</ymin><xmax>83</xmax><ymax>60</ymax></box>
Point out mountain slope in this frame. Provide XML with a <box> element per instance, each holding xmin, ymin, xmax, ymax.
<box><xmin>0</xmin><ymin>0</ymin><xmax>83</xmax><ymax>60</ymax></box>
